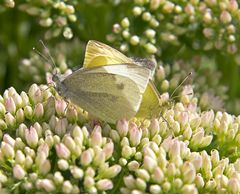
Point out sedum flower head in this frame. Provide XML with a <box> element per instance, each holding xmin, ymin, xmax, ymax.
<box><xmin>0</xmin><ymin>81</ymin><xmax>239</xmax><ymax>193</ymax></box>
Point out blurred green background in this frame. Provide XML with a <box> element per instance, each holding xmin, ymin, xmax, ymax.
<box><xmin>0</xmin><ymin>0</ymin><xmax>240</xmax><ymax>114</ymax></box>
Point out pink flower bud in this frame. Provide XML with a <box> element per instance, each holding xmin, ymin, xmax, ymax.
<box><xmin>80</xmin><ymin>149</ymin><xmax>93</xmax><ymax>166</ymax></box>
<box><xmin>103</xmin><ymin>141</ymin><xmax>114</xmax><ymax>160</ymax></box>
<box><xmin>90</xmin><ymin>125</ymin><xmax>102</xmax><ymax>147</ymax></box>
<box><xmin>36</xmin><ymin>179</ymin><xmax>56</xmax><ymax>192</ymax></box>
<box><xmin>55</xmin><ymin>118</ymin><xmax>68</xmax><ymax>137</ymax></box>
<box><xmin>13</xmin><ymin>164</ymin><xmax>26</xmax><ymax>180</ymax></box>
<box><xmin>5</xmin><ymin>112</ymin><xmax>16</xmax><ymax>128</ymax></box>
<box><xmin>96</xmin><ymin>179</ymin><xmax>113</xmax><ymax>191</ymax></box>
<box><xmin>5</xmin><ymin>97</ymin><xmax>16</xmax><ymax>114</ymax></box>
<box><xmin>39</xmin><ymin>160</ymin><xmax>51</xmax><ymax>175</ymax></box>
<box><xmin>220</xmin><ymin>10</ymin><xmax>232</xmax><ymax>23</ymax></box>
<box><xmin>25</xmin><ymin>127</ymin><xmax>38</xmax><ymax>148</ymax></box>
<box><xmin>116</xmin><ymin>119</ymin><xmax>129</xmax><ymax>138</ymax></box>
<box><xmin>129</xmin><ymin>122</ymin><xmax>142</xmax><ymax>147</ymax></box>
<box><xmin>3</xmin><ymin>134</ymin><xmax>15</xmax><ymax>147</ymax></box>
<box><xmin>66</xmin><ymin>106</ymin><xmax>78</xmax><ymax>123</ymax></box>
<box><xmin>143</xmin><ymin>155</ymin><xmax>157</xmax><ymax>173</ymax></box>
<box><xmin>33</xmin><ymin>103</ymin><xmax>44</xmax><ymax>119</ymax></box>
<box><xmin>55</xmin><ymin>143</ymin><xmax>70</xmax><ymax>159</ymax></box>
<box><xmin>149</xmin><ymin>119</ymin><xmax>160</xmax><ymax>138</ymax></box>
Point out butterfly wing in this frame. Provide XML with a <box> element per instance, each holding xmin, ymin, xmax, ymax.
<box><xmin>62</xmin><ymin>64</ymin><xmax>150</xmax><ymax>123</ymax></box>
<box><xmin>83</xmin><ymin>40</ymin><xmax>134</xmax><ymax>68</ymax></box>
<box><xmin>136</xmin><ymin>81</ymin><xmax>161</xmax><ymax>119</ymax></box>
<box><xmin>83</xmin><ymin>40</ymin><xmax>162</xmax><ymax>119</ymax></box>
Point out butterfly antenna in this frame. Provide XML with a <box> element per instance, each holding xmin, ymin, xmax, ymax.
<box><xmin>170</xmin><ymin>72</ymin><xmax>192</xmax><ymax>99</ymax></box>
<box><xmin>32</xmin><ymin>47</ymin><xmax>51</xmax><ymax>64</ymax></box>
<box><xmin>39</xmin><ymin>39</ymin><xmax>57</xmax><ymax>70</ymax></box>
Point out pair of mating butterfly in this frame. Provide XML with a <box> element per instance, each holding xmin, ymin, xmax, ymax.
<box><xmin>48</xmin><ymin>40</ymin><xmax>176</xmax><ymax>124</ymax></box>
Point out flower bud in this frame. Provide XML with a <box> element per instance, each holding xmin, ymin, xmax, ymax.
<box><xmin>24</xmin><ymin>105</ymin><xmax>33</xmax><ymax>120</ymax></box>
<box><xmin>53</xmin><ymin>171</ymin><xmax>64</xmax><ymax>185</ymax></box>
<box><xmin>36</xmin><ymin>179</ymin><xmax>56</xmax><ymax>192</ymax></box>
<box><xmin>110</xmin><ymin>129</ymin><xmax>120</xmax><ymax>143</ymax></box>
<box><xmin>58</xmin><ymin>159</ymin><xmax>69</xmax><ymax>170</ymax></box>
<box><xmin>136</xmin><ymin>169</ymin><xmax>150</xmax><ymax>182</ymax></box>
<box><xmin>162</xmin><ymin>181</ymin><xmax>171</xmax><ymax>193</ymax></box>
<box><xmin>83</xmin><ymin>176</ymin><xmax>95</xmax><ymax>189</ymax></box>
<box><xmin>96</xmin><ymin>179</ymin><xmax>113</xmax><ymax>191</ymax></box>
<box><xmin>5</xmin><ymin>112</ymin><xmax>16</xmax><ymax>128</ymax></box>
<box><xmin>16</xmin><ymin>108</ymin><xmax>24</xmax><ymax>123</ymax></box>
<box><xmin>55</xmin><ymin>118</ymin><xmax>68</xmax><ymax>137</ymax></box>
<box><xmin>70</xmin><ymin>166</ymin><xmax>84</xmax><ymax>179</ymax></box>
<box><xmin>25</xmin><ymin>156</ymin><xmax>33</xmax><ymax>170</ymax></box>
<box><xmin>33</xmin><ymin>103</ymin><xmax>44</xmax><ymax>119</ymax></box>
<box><xmin>15</xmin><ymin>150</ymin><xmax>26</xmax><ymax>164</ymax></box>
<box><xmin>132</xmin><ymin>6</ymin><xmax>142</xmax><ymax>16</ymax></box>
<box><xmin>101</xmin><ymin>164</ymin><xmax>122</xmax><ymax>179</ymax></box>
<box><xmin>0</xmin><ymin>119</ymin><xmax>7</xmax><ymax>131</ymax></box>
<box><xmin>145</xmin><ymin>43</ymin><xmax>157</xmax><ymax>54</ymax></box>
<box><xmin>62</xmin><ymin>180</ymin><xmax>73</xmax><ymax>193</ymax></box>
<box><xmin>90</xmin><ymin>125</ymin><xmax>102</xmax><ymax>147</ymax></box>
<box><xmin>182</xmin><ymin>162</ymin><xmax>196</xmax><ymax>184</ymax></box>
<box><xmin>149</xmin><ymin>184</ymin><xmax>162</xmax><ymax>194</ymax></box>
<box><xmin>129</xmin><ymin>123</ymin><xmax>142</xmax><ymax>147</ymax></box>
<box><xmin>228</xmin><ymin>177</ymin><xmax>240</xmax><ymax>193</ymax></box>
<box><xmin>13</xmin><ymin>164</ymin><xmax>26</xmax><ymax>180</ymax></box>
<box><xmin>63</xmin><ymin>135</ymin><xmax>76</xmax><ymax>153</ymax></box>
<box><xmin>80</xmin><ymin>149</ymin><xmax>93</xmax><ymax>166</ymax></box>
<box><xmin>116</xmin><ymin>119</ymin><xmax>128</xmax><ymax>138</ymax></box>
<box><xmin>3</xmin><ymin>134</ymin><xmax>15</xmax><ymax>147</ymax></box>
<box><xmin>130</xmin><ymin>35</ymin><xmax>140</xmax><ymax>46</ymax></box>
<box><xmin>25</xmin><ymin>127</ymin><xmax>39</xmax><ymax>148</ymax></box>
<box><xmin>143</xmin><ymin>155</ymin><xmax>157</xmax><ymax>173</ymax></box>
<box><xmin>220</xmin><ymin>10</ymin><xmax>232</xmax><ymax>23</ymax></box>
<box><xmin>5</xmin><ymin>97</ymin><xmax>16</xmax><ymax>114</ymax></box>
<box><xmin>121</xmin><ymin>17</ymin><xmax>130</xmax><ymax>28</ymax></box>
<box><xmin>128</xmin><ymin>160</ymin><xmax>140</xmax><ymax>171</ymax></box>
<box><xmin>1</xmin><ymin>142</ymin><xmax>14</xmax><ymax>159</ymax></box>
<box><xmin>181</xmin><ymin>184</ymin><xmax>198</xmax><ymax>194</ymax></box>
<box><xmin>56</xmin><ymin>143</ymin><xmax>70</xmax><ymax>159</ymax></box>
<box><xmin>123</xmin><ymin>175</ymin><xmax>136</xmax><ymax>189</ymax></box>
<box><xmin>151</xmin><ymin>167</ymin><xmax>164</xmax><ymax>184</ymax></box>
<box><xmin>103</xmin><ymin>141</ymin><xmax>114</xmax><ymax>160</ymax></box>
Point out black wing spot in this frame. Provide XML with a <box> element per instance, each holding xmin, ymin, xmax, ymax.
<box><xmin>117</xmin><ymin>83</ymin><xmax>125</xmax><ymax>90</ymax></box>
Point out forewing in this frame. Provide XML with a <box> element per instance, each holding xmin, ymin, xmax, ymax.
<box><xmin>83</xmin><ymin>40</ymin><xmax>134</xmax><ymax>68</ymax></box>
<box><xmin>81</xmin><ymin>64</ymin><xmax>151</xmax><ymax>93</ymax></box>
<box><xmin>62</xmin><ymin>71</ymin><xmax>142</xmax><ymax>123</ymax></box>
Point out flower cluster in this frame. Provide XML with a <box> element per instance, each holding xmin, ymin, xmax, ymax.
<box><xmin>0</xmin><ymin>84</ymin><xmax>239</xmax><ymax>193</ymax></box>
<box><xmin>154</xmin><ymin>56</ymin><xmax>228</xmax><ymax>112</ymax></box>
<box><xmin>14</xmin><ymin>0</ymin><xmax>78</xmax><ymax>39</ymax></box>
<box><xmin>110</xmin><ymin>0</ymin><xmax>240</xmax><ymax>58</ymax></box>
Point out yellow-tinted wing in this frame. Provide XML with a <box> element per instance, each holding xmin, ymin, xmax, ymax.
<box><xmin>136</xmin><ymin>81</ymin><xmax>161</xmax><ymax>119</ymax></box>
<box><xmin>83</xmin><ymin>40</ymin><xmax>134</xmax><ymax>68</ymax></box>
<box><xmin>83</xmin><ymin>40</ymin><xmax>161</xmax><ymax>119</ymax></box>
<box><xmin>62</xmin><ymin>64</ymin><xmax>150</xmax><ymax>124</ymax></box>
